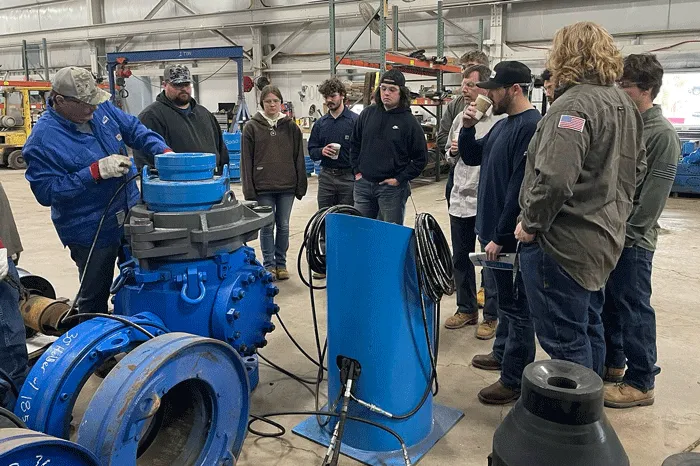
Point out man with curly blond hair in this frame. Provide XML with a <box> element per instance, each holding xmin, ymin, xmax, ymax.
<box><xmin>515</xmin><ymin>22</ymin><xmax>647</xmax><ymax>376</ymax></box>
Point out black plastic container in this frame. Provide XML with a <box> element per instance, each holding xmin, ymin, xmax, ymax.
<box><xmin>490</xmin><ymin>360</ymin><xmax>629</xmax><ymax>466</ymax></box>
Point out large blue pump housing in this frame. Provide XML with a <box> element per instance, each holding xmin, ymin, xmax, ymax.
<box><xmin>113</xmin><ymin>153</ymin><xmax>277</xmax><ymax>359</ymax></box>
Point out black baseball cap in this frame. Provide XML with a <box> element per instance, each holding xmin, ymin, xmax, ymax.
<box><xmin>380</xmin><ymin>69</ymin><xmax>406</xmax><ymax>87</ymax></box>
<box><xmin>477</xmin><ymin>61</ymin><xmax>532</xmax><ymax>89</ymax></box>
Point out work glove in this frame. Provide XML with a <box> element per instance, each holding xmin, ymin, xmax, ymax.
<box><xmin>0</xmin><ymin>249</ymin><xmax>8</xmax><ymax>280</ymax></box>
<box><xmin>90</xmin><ymin>155</ymin><xmax>132</xmax><ymax>181</ymax></box>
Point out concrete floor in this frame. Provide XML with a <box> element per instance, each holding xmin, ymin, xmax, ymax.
<box><xmin>2</xmin><ymin>167</ymin><xmax>700</xmax><ymax>466</ymax></box>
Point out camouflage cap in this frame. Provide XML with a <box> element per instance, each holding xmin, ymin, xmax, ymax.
<box><xmin>164</xmin><ymin>64</ymin><xmax>192</xmax><ymax>84</ymax></box>
<box><xmin>52</xmin><ymin>66</ymin><xmax>111</xmax><ymax>106</ymax></box>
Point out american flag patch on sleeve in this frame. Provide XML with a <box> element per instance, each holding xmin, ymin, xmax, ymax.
<box><xmin>651</xmin><ymin>163</ymin><xmax>677</xmax><ymax>181</ymax></box>
<box><xmin>558</xmin><ymin>115</ymin><xmax>586</xmax><ymax>132</ymax></box>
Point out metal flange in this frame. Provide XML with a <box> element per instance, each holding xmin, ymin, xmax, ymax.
<box><xmin>15</xmin><ymin>313</ymin><xmax>168</xmax><ymax>438</ymax></box>
<box><xmin>0</xmin><ymin>428</ymin><xmax>100</xmax><ymax>466</ymax></box>
<box><xmin>77</xmin><ymin>332</ymin><xmax>250</xmax><ymax>466</ymax></box>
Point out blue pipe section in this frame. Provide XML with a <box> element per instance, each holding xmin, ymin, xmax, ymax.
<box><xmin>0</xmin><ymin>428</ymin><xmax>100</xmax><ymax>466</ymax></box>
<box><xmin>77</xmin><ymin>333</ymin><xmax>250</xmax><ymax>466</ymax></box>
<box><xmin>325</xmin><ymin>214</ymin><xmax>436</xmax><ymax>451</ymax></box>
<box><xmin>15</xmin><ymin>313</ymin><xmax>167</xmax><ymax>438</ymax></box>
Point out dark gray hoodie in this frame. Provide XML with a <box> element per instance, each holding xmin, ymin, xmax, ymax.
<box><xmin>134</xmin><ymin>91</ymin><xmax>229</xmax><ymax>173</ymax></box>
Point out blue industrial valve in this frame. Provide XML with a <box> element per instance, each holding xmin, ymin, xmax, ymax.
<box><xmin>15</xmin><ymin>313</ymin><xmax>168</xmax><ymax>438</ymax></box>
<box><xmin>0</xmin><ymin>428</ymin><xmax>100</xmax><ymax>466</ymax></box>
<box><xmin>113</xmin><ymin>152</ymin><xmax>277</xmax><ymax>357</ymax></box>
<box><xmin>77</xmin><ymin>333</ymin><xmax>250</xmax><ymax>466</ymax></box>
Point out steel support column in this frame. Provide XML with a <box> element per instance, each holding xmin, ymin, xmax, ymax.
<box><xmin>436</xmin><ymin>0</ymin><xmax>444</xmax><ymax>182</ymax></box>
<box><xmin>392</xmin><ymin>5</ymin><xmax>399</xmax><ymax>52</ymax></box>
<box><xmin>379</xmin><ymin>0</ymin><xmax>387</xmax><ymax>71</ymax></box>
<box><xmin>479</xmin><ymin>19</ymin><xmax>485</xmax><ymax>52</ymax></box>
<box><xmin>490</xmin><ymin>4</ymin><xmax>504</xmax><ymax>64</ymax></box>
<box><xmin>41</xmin><ymin>38</ymin><xmax>49</xmax><ymax>81</ymax></box>
<box><xmin>329</xmin><ymin>0</ymin><xmax>336</xmax><ymax>76</ymax></box>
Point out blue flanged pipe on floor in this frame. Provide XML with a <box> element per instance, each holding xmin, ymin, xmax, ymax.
<box><xmin>0</xmin><ymin>428</ymin><xmax>100</xmax><ymax>465</ymax></box>
<box><xmin>14</xmin><ymin>313</ymin><xmax>168</xmax><ymax>438</ymax></box>
<box><xmin>77</xmin><ymin>332</ymin><xmax>250</xmax><ymax>466</ymax></box>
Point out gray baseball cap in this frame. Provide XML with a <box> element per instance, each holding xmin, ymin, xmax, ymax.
<box><xmin>164</xmin><ymin>64</ymin><xmax>192</xmax><ymax>84</ymax></box>
<box><xmin>52</xmin><ymin>66</ymin><xmax>111</xmax><ymax>106</ymax></box>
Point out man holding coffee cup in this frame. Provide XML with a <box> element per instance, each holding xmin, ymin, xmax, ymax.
<box><xmin>458</xmin><ymin>61</ymin><xmax>541</xmax><ymax>404</ymax></box>
<box><xmin>443</xmin><ymin>65</ymin><xmax>506</xmax><ymax>341</ymax></box>
<box><xmin>308</xmin><ymin>78</ymin><xmax>358</xmax><ymax>209</ymax></box>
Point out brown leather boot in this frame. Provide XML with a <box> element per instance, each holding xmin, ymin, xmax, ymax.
<box><xmin>476</xmin><ymin>320</ymin><xmax>497</xmax><ymax>340</ymax></box>
<box><xmin>478</xmin><ymin>380</ymin><xmax>520</xmax><ymax>405</ymax></box>
<box><xmin>471</xmin><ymin>352</ymin><xmax>501</xmax><ymax>371</ymax></box>
<box><xmin>604</xmin><ymin>383</ymin><xmax>654</xmax><ymax>408</ymax></box>
<box><xmin>444</xmin><ymin>312</ymin><xmax>478</xmax><ymax>329</ymax></box>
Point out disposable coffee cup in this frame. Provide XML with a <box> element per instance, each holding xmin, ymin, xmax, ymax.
<box><xmin>329</xmin><ymin>143</ymin><xmax>341</xmax><ymax>160</ymax></box>
<box><xmin>473</xmin><ymin>94</ymin><xmax>493</xmax><ymax>120</ymax></box>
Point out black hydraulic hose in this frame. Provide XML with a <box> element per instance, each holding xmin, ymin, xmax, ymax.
<box><xmin>60</xmin><ymin>172</ymin><xmax>141</xmax><ymax>324</ymax></box>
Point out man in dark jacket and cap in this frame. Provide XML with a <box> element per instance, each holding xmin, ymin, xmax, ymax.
<box><xmin>350</xmin><ymin>69</ymin><xmax>428</xmax><ymax>225</ymax></box>
<box><xmin>135</xmin><ymin>64</ymin><xmax>229</xmax><ymax>174</ymax></box>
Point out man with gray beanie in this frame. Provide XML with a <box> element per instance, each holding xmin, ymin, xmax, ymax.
<box><xmin>23</xmin><ymin>66</ymin><xmax>171</xmax><ymax>316</ymax></box>
<box><xmin>135</xmin><ymin>64</ymin><xmax>229</xmax><ymax>174</ymax></box>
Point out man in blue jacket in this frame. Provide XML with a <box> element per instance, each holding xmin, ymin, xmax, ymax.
<box><xmin>308</xmin><ymin>78</ymin><xmax>358</xmax><ymax>209</ymax></box>
<box><xmin>459</xmin><ymin>61</ymin><xmax>541</xmax><ymax>404</ymax></box>
<box><xmin>350</xmin><ymin>69</ymin><xmax>428</xmax><ymax>225</ymax></box>
<box><xmin>23</xmin><ymin>66</ymin><xmax>171</xmax><ymax>315</ymax></box>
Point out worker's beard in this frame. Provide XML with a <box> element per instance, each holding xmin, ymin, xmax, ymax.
<box><xmin>171</xmin><ymin>93</ymin><xmax>191</xmax><ymax>107</ymax></box>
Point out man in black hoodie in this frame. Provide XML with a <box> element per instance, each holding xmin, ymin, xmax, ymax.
<box><xmin>134</xmin><ymin>64</ymin><xmax>229</xmax><ymax>174</ymax></box>
<box><xmin>350</xmin><ymin>69</ymin><xmax>428</xmax><ymax>225</ymax></box>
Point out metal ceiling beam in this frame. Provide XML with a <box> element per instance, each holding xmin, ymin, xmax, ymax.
<box><xmin>0</xmin><ymin>0</ymin><xmax>69</xmax><ymax>12</ymax></box>
<box><xmin>263</xmin><ymin>21</ymin><xmax>312</xmax><ymax>62</ymax></box>
<box><xmin>0</xmin><ymin>0</ymin><xmax>524</xmax><ymax>49</ymax></box>
<box><xmin>169</xmin><ymin>0</ymin><xmax>253</xmax><ymax>62</ymax></box>
<box><xmin>116</xmin><ymin>0</ymin><xmax>171</xmax><ymax>52</ymax></box>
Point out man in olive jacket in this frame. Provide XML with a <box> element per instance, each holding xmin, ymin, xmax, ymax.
<box><xmin>515</xmin><ymin>22</ymin><xmax>646</xmax><ymax>377</ymax></box>
<box><xmin>603</xmin><ymin>54</ymin><xmax>680</xmax><ymax>409</ymax></box>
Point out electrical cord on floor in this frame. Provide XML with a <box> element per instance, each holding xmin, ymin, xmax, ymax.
<box><xmin>248</xmin><ymin>411</ymin><xmax>411</xmax><ymax>466</ymax></box>
<box><xmin>60</xmin><ymin>172</ymin><xmax>141</xmax><ymax>325</ymax></box>
<box><xmin>274</xmin><ymin>313</ymin><xmax>326</xmax><ymax>371</ymax></box>
<box><xmin>257</xmin><ymin>352</ymin><xmax>319</xmax><ymax>385</ymax></box>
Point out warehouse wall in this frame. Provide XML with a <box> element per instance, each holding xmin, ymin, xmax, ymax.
<box><xmin>2</xmin><ymin>0</ymin><xmax>700</xmax><ymax>115</ymax></box>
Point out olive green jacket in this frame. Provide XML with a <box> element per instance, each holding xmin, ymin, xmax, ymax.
<box><xmin>626</xmin><ymin>105</ymin><xmax>680</xmax><ymax>251</ymax></box>
<box><xmin>519</xmin><ymin>83</ymin><xmax>646</xmax><ymax>291</ymax></box>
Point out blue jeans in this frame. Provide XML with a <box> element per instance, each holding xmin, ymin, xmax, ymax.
<box><xmin>353</xmin><ymin>177</ymin><xmax>409</xmax><ymax>225</ymax></box>
<box><xmin>602</xmin><ymin>246</ymin><xmax>660</xmax><ymax>391</ymax></box>
<box><xmin>520</xmin><ymin>242</ymin><xmax>605</xmax><ymax>376</ymax></box>
<box><xmin>257</xmin><ymin>193</ymin><xmax>295</xmax><ymax>269</ymax></box>
<box><xmin>480</xmin><ymin>246</ymin><xmax>499</xmax><ymax>323</ymax></box>
<box><xmin>0</xmin><ymin>260</ymin><xmax>29</xmax><ymax>408</ymax></box>
<box><xmin>491</xmin><ymin>266</ymin><xmax>535</xmax><ymax>389</ymax></box>
<box><xmin>69</xmin><ymin>242</ymin><xmax>121</xmax><ymax>315</ymax></box>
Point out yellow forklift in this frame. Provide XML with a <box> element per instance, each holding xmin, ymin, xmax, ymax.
<box><xmin>0</xmin><ymin>81</ymin><xmax>52</xmax><ymax>169</ymax></box>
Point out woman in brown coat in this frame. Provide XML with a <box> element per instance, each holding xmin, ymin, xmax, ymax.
<box><xmin>241</xmin><ymin>85</ymin><xmax>307</xmax><ymax>280</ymax></box>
